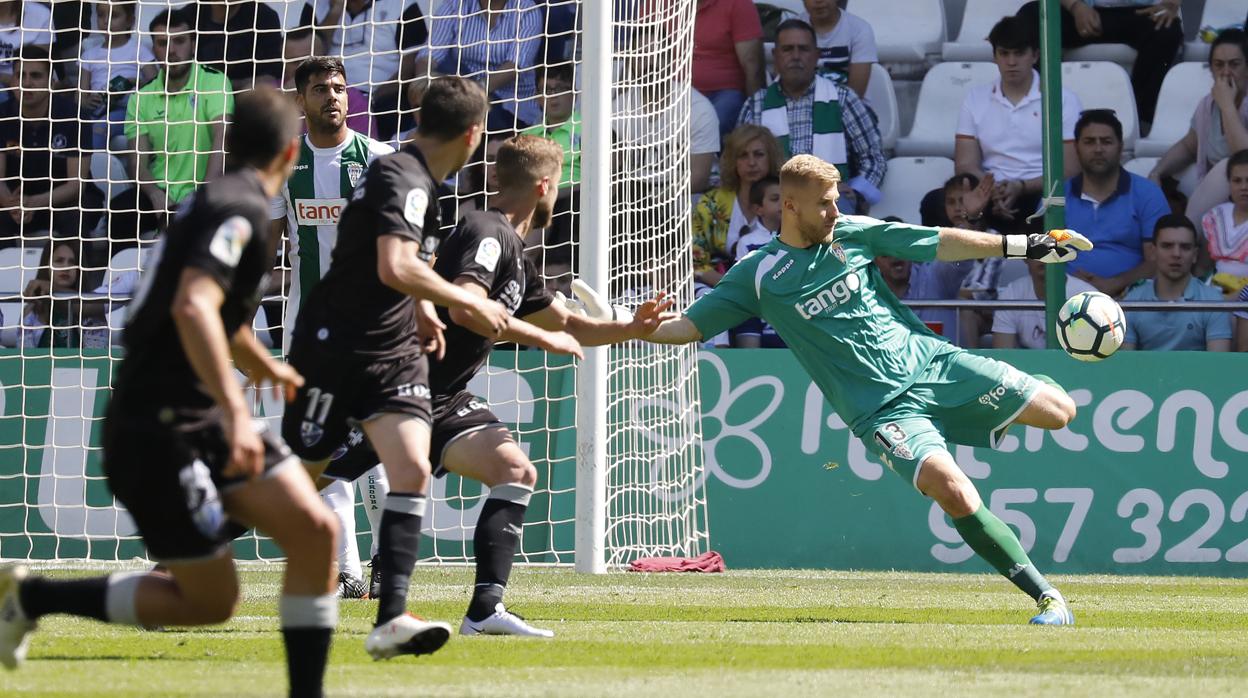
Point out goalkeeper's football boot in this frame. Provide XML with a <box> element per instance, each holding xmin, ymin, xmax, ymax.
<box><xmin>460</xmin><ymin>603</ymin><xmax>554</xmax><ymax>638</ymax></box>
<box><xmin>0</xmin><ymin>564</ymin><xmax>35</xmax><ymax>669</ymax></box>
<box><xmin>365</xmin><ymin>613</ymin><xmax>451</xmax><ymax>659</ymax></box>
<box><xmin>1029</xmin><ymin>590</ymin><xmax>1075</xmax><ymax>626</ymax></box>
<box><xmin>337</xmin><ymin>572</ymin><xmax>369</xmax><ymax>599</ymax></box>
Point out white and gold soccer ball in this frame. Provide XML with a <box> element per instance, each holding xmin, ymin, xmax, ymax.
<box><xmin>1055</xmin><ymin>291</ymin><xmax>1127</xmax><ymax>362</ymax></box>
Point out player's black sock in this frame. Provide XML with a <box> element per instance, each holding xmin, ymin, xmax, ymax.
<box><xmin>280</xmin><ymin>594</ymin><xmax>336</xmax><ymax>698</ymax></box>
<box><xmin>466</xmin><ymin>484</ymin><xmax>532</xmax><ymax>622</ymax></box>
<box><xmin>374</xmin><ymin>492</ymin><xmax>426</xmax><ymax>626</ymax></box>
<box><xmin>19</xmin><ymin>571</ymin><xmax>146</xmax><ymax>624</ymax></box>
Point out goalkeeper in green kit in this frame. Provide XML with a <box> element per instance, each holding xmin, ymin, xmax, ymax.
<box><xmin>646</xmin><ymin>155</ymin><xmax>1093</xmax><ymax>625</ymax></box>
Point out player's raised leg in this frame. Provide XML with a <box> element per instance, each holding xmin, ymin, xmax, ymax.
<box><xmin>359</xmin><ymin>413</ymin><xmax>451</xmax><ymax>658</ymax></box>
<box><xmin>440</xmin><ymin>425</ymin><xmax>553</xmax><ymax>637</ymax></box>
<box><xmin>915</xmin><ymin>449</ymin><xmax>1074</xmax><ymax>626</ymax></box>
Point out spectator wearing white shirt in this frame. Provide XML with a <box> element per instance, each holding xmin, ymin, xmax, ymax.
<box><xmin>408</xmin><ymin>0</ymin><xmax>542</xmax><ymax>131</ymax></box>
<box><xmin>0</xmin><ymin>0</ymin><xmax>52</xmax><ymax>95</ymax></box>
<box><xmin>954</xmin><ymin>16</ymin><xmax>1081</xmax><ymax>233</ymax></box>
<box><xmin>79</xmin><ymin>1</ymin><xmax>157</xmax><ymax>151</ymax></box>
<box><xmin>993</xmin><ymin>259</ymin><xmax>1096</xmax><ymax>349</ymax></box>
<box><xmin>781</xmin><ymin>0</ymin><xmax>877</xmax><ymax>99</ymax></box>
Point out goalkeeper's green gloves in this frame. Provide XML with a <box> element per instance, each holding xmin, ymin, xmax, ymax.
<box><xmin>1003</xmin><ymin>229</ymin><xmax>1094</xmax><ymax>264</ymax></box>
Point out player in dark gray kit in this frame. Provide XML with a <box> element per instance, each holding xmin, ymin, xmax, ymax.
<box><xmin>280</xmin><ymin>76</ymin><xmax>511</xmax><ymax>658</ymax></box>
<box><xmin>0</xmin><ymin>88</ymin><xmax>341</xmax><ymax>697</ymax></box>
<box><xmin>322</xmin><ymin>135</ymin><xmax>674</xmax><ymax>637</ymax></box>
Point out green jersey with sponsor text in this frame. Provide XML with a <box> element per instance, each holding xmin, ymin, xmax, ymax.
<box><xmin>685</xmin><ymin>215</ymin><xmax>950</xmax><ymax>431</ymax></box>
<box><xmin>270</xmin><ymin>130</ymin><xmax>393</xmax><ymax>332</ymax></box>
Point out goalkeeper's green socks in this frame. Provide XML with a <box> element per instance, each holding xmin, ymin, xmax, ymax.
<box><xmin>953</xmin><ymin>505</ymin><xmax>1053</xmax><ymax>601</ymax></box>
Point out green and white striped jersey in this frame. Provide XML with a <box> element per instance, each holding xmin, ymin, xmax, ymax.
<box><xmin>269</xmin><ymin>130</ymin><xmax>393</xmax><ymax>348</ymax></box>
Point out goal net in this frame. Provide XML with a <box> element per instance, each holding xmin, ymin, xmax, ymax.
<box><xmin>0</xmin><ymin>0</ymin><xmax>708</xmax><ymax>569</ymax></box>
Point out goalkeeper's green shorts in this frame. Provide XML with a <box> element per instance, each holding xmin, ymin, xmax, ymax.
<box><xmin>854</xmin><ymin>349</ymin><xmax>1041</xmax><ymax>490</ymax></box>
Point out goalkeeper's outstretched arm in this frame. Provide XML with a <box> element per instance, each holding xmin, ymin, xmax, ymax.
<box><xmin>936</xmin><ymin>227</ymin><xmax>1094</xmax><ymax>263</ymax></box>
<box><xmin>644</xmin><ymin>316</ymin><xmax>703</xmax><ymax>345</ymax></box>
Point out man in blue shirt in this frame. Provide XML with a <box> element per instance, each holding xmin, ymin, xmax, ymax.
<box><xmin>1123</xmin><ymin>214</ymin><xmax>1232</xmax><ymax>351</ymax></box>
<box><xmin>1064</xmin><ymin>109</ymin><xmax>1169</xmax><ymax>297</ymax></box>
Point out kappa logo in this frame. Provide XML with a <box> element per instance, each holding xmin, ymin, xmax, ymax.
<box><xmin>771</xmin><ymin>258</ymin><xmax>795</xmax><ymax>281</ymax></box>
<box><xmin>794</xmin><ymin>271</ymin><xmax>862</xmax><ymax>319</ymax></box>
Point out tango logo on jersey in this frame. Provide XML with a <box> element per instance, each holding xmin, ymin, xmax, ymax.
<box><xmin>294</xmin><ymin>198</ymin><xmax>347</xmax><ymax>227</ymax></box>
<box><xmin>794</xmin><ymin>271</ymin><xmax>861</xmax><ymax>319</ymax></box>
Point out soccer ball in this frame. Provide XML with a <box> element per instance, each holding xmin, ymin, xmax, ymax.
<box><xmin>1055</xmin><ymin>291</ymin><xmax>1127</xmax><ymax>362</ymax></box>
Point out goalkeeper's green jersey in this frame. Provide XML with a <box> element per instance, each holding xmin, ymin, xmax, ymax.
<box><xmin>685</xmin><ymin>215</ymin><xmax>950</xmax><ymax>432</ymax></box>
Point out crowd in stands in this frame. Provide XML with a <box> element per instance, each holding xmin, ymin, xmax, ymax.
<box><xmin>0</xmin><ymin>0</ymin><xmax>1245</xmax><ymax>354</ymax></box>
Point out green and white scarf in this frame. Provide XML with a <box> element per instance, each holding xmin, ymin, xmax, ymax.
<box><xmin>760</xmin><ymin>78</ymin><xmax>849</xmax><ymax>179</ymax></box>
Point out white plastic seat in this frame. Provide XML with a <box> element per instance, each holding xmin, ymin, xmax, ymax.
<box><xmin>1123</xmin><ymin>157</ymin><xmax>1198</xmax><ymax>196</ymax></box>
<box><xmin>895</xmin><ymin>61</ymin><xmax>999</xmax><ymax>158</ymax></box>
<box><xmin>1064</xmin><ymin>43</ymin><xmax>1137</xmax><ymax>69</ymax></box>
<box><xmin>941</xmin><ymin>0</ymin><xmax>1027</xmax><ymax>62</ymax></box>
<box><xmin>1137</xmin><ymin>62</ymin><xmax>1213</xmax><ymax>156</ymax></box>
<box><xmin>755</xmin><ymin>0</ymin><xmax>807</xmax><ymax>15</ymax></box>
<box><xmin>1185</xmin><ymin>0</ymin><xmax>1243</xmax><ymax>63</ymax></box>
<box><xmin>0</xmin><ymin>247</ymin><xmax>44</xmax><ymax>296</ymax></box>
<box><xmin>105</xmin><ymin>246</ymin><xmax>153</xmax><ymax>294</ymax></box>
<box><xmin>864</xmin><ymin>63</ymin><xmax>899</xmax><ymax>151</ymax></box>
<box><xmin>873</xmin><ymin>156</ymin><xmax>955</xmax><ymax>225</ymax></box>
<box><xmin>846</xmin><ymin>0</ymin><xmax>945</xmax><ymax>63</ymax></box>
<box><xmin>1062</xmin><ymin>61</ymin><xmax>1140</xmax><ymax>153</ymax></box>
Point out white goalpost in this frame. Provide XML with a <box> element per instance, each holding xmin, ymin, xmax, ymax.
<box><xmin>0</xmin><ymin>0</ymin><xmax>707</xmax><ymax>570</ymax></box>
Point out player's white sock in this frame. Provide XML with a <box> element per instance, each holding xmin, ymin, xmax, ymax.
<box><xmin>104</xmin><ymin>571</ymin><xmax>145</xmax><ymax>626</ymax></box>
<box><xmin>322</xmin><ymin>480</ymin><xmax>362</xmax><ymax>579</ymax></box>
<box><xmin>361</xmin><ymin>465</ymin><xmax>389</xmax><ymax>559</ymax></box>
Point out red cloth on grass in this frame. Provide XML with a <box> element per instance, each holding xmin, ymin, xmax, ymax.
<box><xmin>628</xmin><ymin>551</ymin><xmax>725</xmax><ymax>573</ymax></box>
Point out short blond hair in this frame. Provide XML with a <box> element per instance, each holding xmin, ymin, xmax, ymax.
<box><xmin>496</xmin><ymin>134</ymin><xmax>564</xmax><ymax>190</ymax></box>
<box><xmin>719</xmin><ymin>125</ymin><xmax>783</xmax><ymax>191</ymax></box>
<box><xmin>779</xmin><ymin>154</ymin><xmax>841</xmax><ymax>194</ymax></box>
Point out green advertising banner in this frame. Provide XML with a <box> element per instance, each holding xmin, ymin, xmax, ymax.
<box><xmin>699</xmin><ymin>349</ymin><xmax>1248</xmax><ymax>576</ymax></box>
<box><xmin>3</xmin><ymin>348</ymin><xmax>1247</xmax><ymax>576</ymax></box>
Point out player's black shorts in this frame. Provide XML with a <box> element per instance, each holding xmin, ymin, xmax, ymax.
<box><xmin>102</xmin><ymin>404</ymin><xmax>298</xmax><ymax>563</ymax></box>
<box><xmin>282</xmin><ymin>343</ymin><xmax>432</xmax><ymax>462</ymax></box>
<box><xmin>322</xmin><ymin>390</ymin><xmax>504</xmax><ymax>482</ymax></box>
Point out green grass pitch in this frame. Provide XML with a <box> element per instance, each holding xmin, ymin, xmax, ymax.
<box><xmin>2</xmin><ymin>567</ymin><xmax>1247</xmax><ymax>696</ymax></box>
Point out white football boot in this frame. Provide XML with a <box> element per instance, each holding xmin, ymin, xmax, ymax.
<box><xmin>364</xmin><ymin>613</ymin><xmax>451</xmax><ymax>659</ymax></box>
<box><xmin>460</xmin><ymin>603</ymin><xmax>554</xmax><ymax>638</ymax></box>
<box><xmin>0</xmin><ymin>565</ymin><xmax>35</xmax><ymax>669</ymax></box>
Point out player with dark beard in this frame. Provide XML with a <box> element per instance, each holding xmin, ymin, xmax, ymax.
<box><xmin>0</xmin><ymin>88</ymin><xmax>342</xmax><ymax>697</ymax></box>
<box><xmin>321</xmin><ymin>135</ymin><xmax>674</xmax><ymax>637</ymax></box>
<box><xmin>280</xmin><ymin>76</ymin><xmax>512</xmax><ymax>659</ymax></box>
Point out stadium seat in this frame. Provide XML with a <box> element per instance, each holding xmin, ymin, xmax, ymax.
<box><xmin>0</xmin><ymin>247</ymin><xmax>44</xmax><ymax>296</ymax></box>
<box><xmin>756</xmin><ymin>0</ymin><xmax>806</xmax><ymax>15</ymax></box>
<box><xmin>1185</xmin><ymin>0</ymin><xmax>1243</xmax><ymax>63</ymax></box>
<box><xmin>1123</xmin><ymin>157</ymin><xmax>1198</xmax><ymax>196</ymax></box>
<box><xmin>137</xmin><ymin>1</ymin><xmax>189</xmax><ymax>33</ymax></box>
<box><xmin>895</xmin><ymin>61</ymin><xmax>999</xmax><ymax>158</ymax></box>
<box><xmin>846</xmin><ymin>0</ymin><xmax>945</xmax><ymax>63</ymax></box>
<box><xmin>942</xmin><ymin>0</ymin><xmax>1027</xmax><ymax>62</ymax></box>
<box><xmin>865</xmin><ymin>63</ymin><xmax>899</xmax><ymax>151</ymax></box>
<box><xmin>0</xmin><ymin>301</ymin><xmax>20</xmax><ymax>348</ymax></box>
<box><xmin>1137</xmin><ymin>62</ymin><xmax>1212</xmax><ymax>156</ymax></box>
<box><xmin>1064</xmin><ymin>44</ymin><xmax>1137</xmax><ymax>70</ymax></box>
<box><xmin>873</xmin><ymin>156</ymin><xmax>955</xmax><ymax>225</ymax></box>
<box><xmin>1062</xmin><ymin>61</ymin><xmax>1140</xmax><ymax>153</ymax></box>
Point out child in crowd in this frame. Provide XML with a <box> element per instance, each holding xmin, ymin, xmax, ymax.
<box><xmin>1201</xmin><ymin>150</ymin><xmax>1248</xmax><ymax>297</ymax></box>
<box><xmin>730</xmin><ymin>176</ymin><xmax>785</xmax><ymax>348</ymax></box>
<box><xmin>79</xmin><ymin>1</ymin><xmax>155</xmax><ymax>150</ymax></box>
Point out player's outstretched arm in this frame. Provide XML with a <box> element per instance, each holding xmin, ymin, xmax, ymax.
<box><xmin>641</xmin><ymin>316</ymin><xmax>704</xmax><ymax>345</ymax></box>
<box><xmin>524</xmin><ymin>288</ymin><xmax>677</xmax><ymax>346</ymax></box>
<box><xmin>376</xmin><ymin>235</ymin><xmax>510</xmax><ymax>336</ymax></box>
<box><xmin>171</xmin><ymin>268</ymin><xmax>264</xmax><ymax>477</ymax></box>
<box><xmin>936</xmin><ymin>227</ymin><xmax>1093</xmax><ymax>263</ymax></box>
<box><xmin>448</xmin><ymin>277</ymin><xmax>585</xmax><ymax>359</ymax></box>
